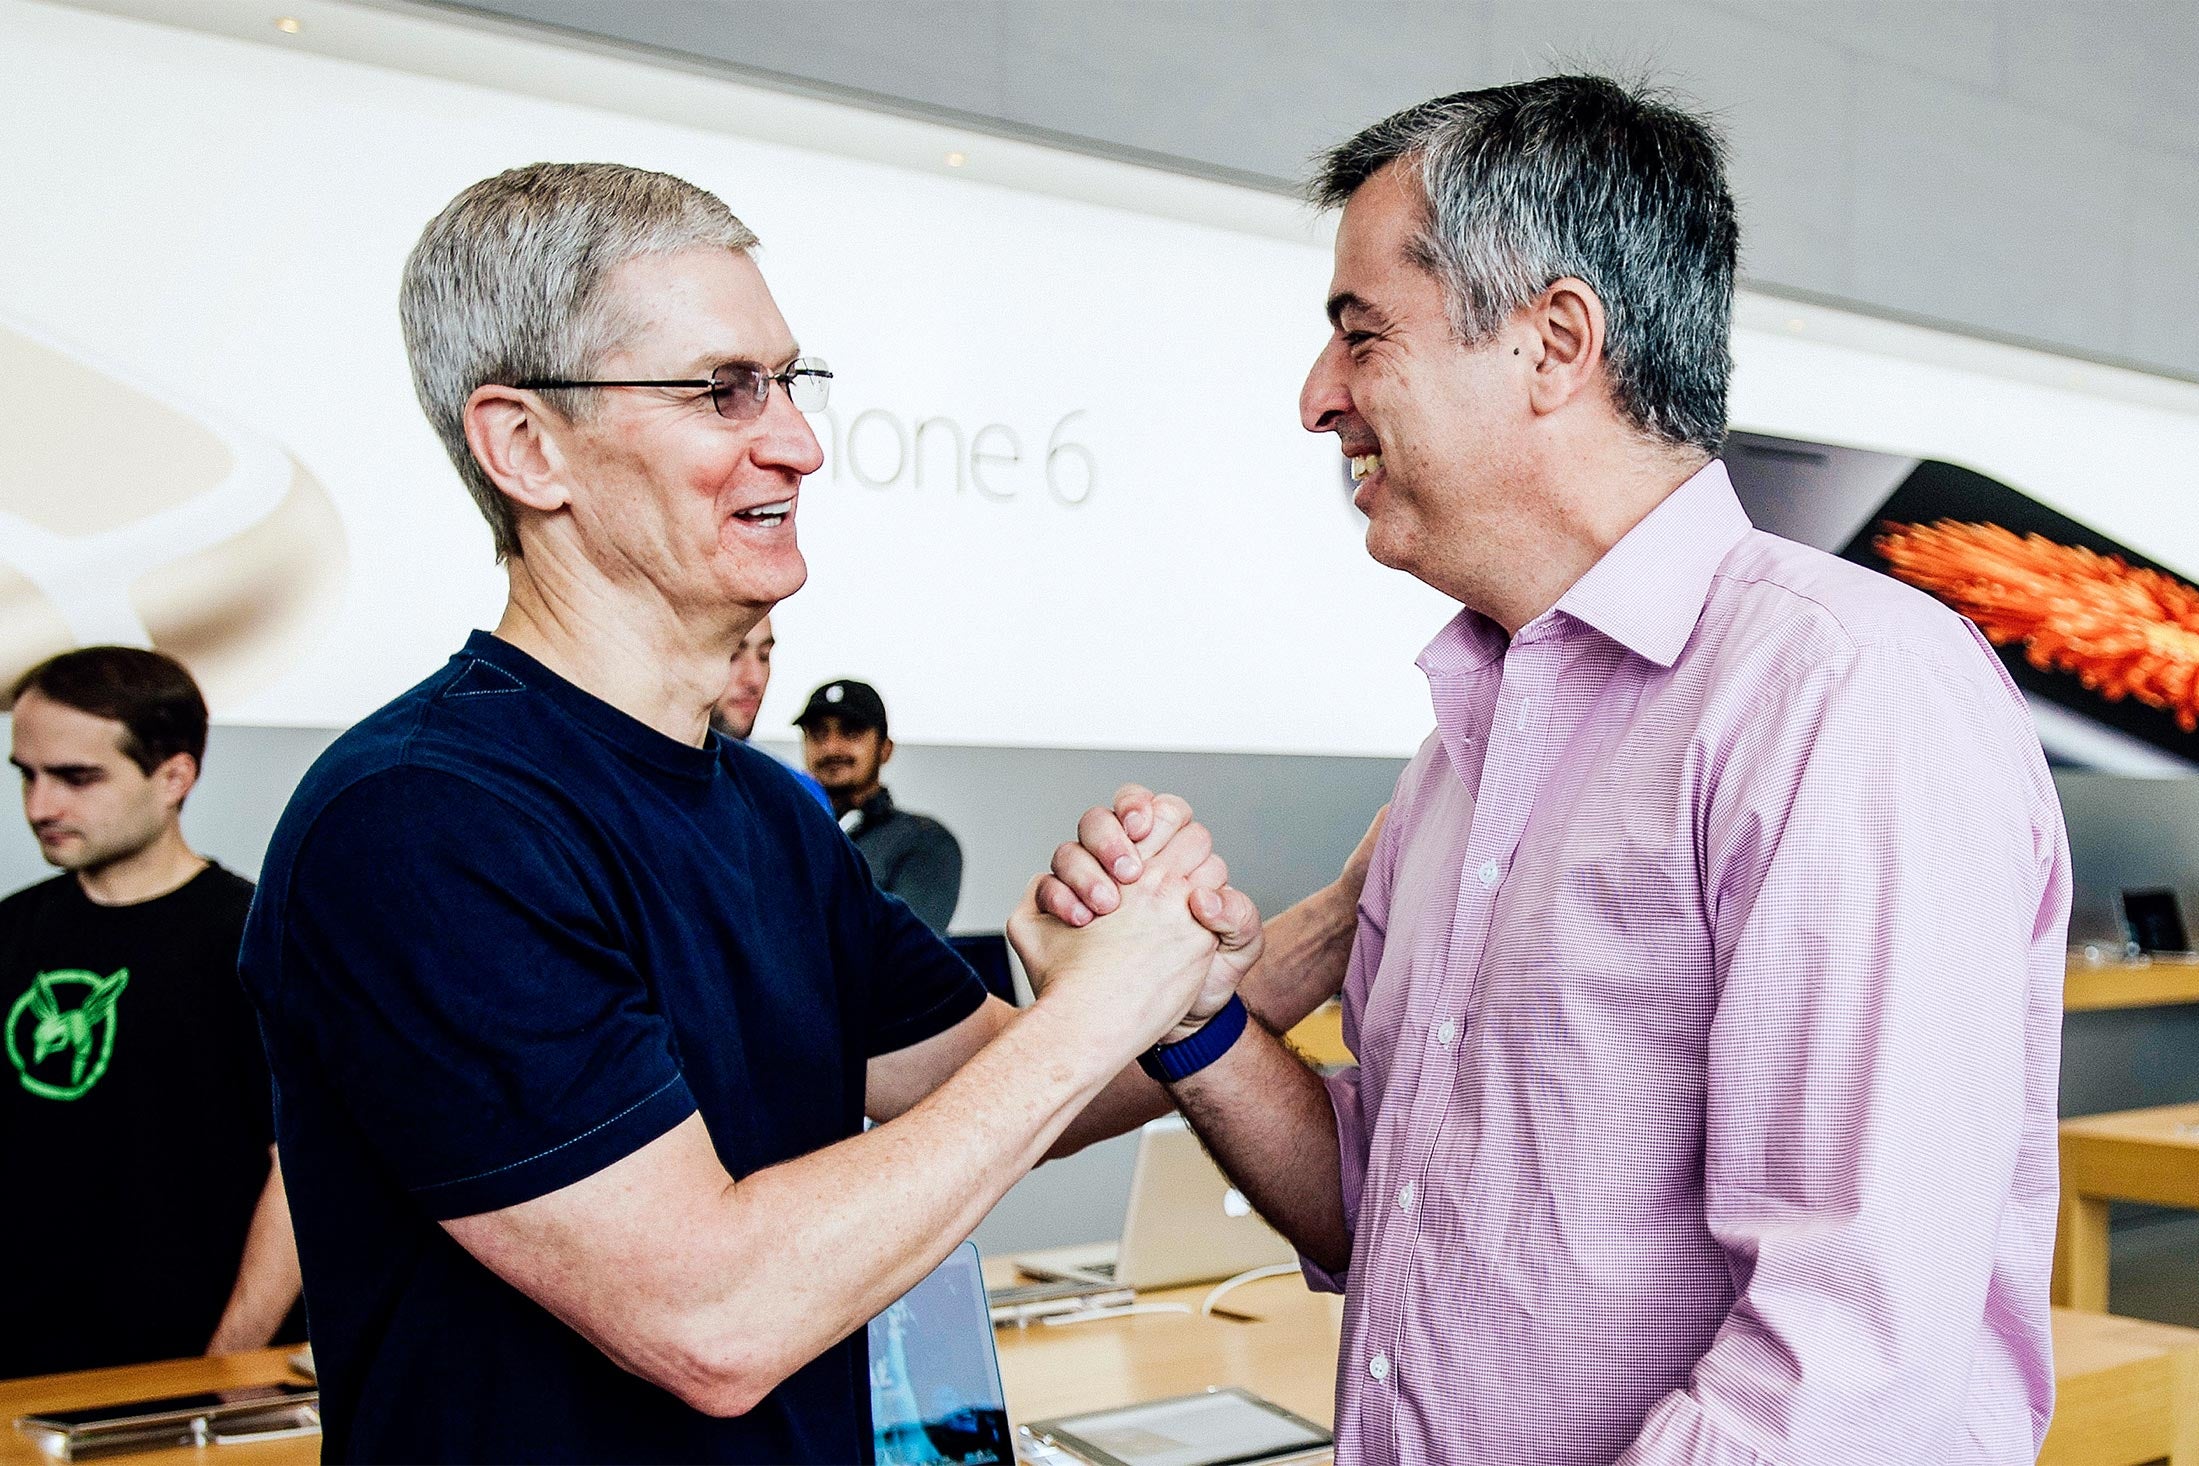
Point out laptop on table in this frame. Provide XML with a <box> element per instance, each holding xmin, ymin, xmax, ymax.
<box><xmin>1012</xmin><ymin>1117</ymin><xmax>1297</xmax><ymax>1291</ymax></box>
<box><xmin>870</xmin><ymin>1241</ymin><xmax>1014</xmax><ymax>1466</ymax></box>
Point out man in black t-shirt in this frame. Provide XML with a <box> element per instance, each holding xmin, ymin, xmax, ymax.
<box><xmin>241</xmin><ymin>163</ymin><xmax>1364</xmax><ymax>1462</ymax></box>
<box><xmin>2</xmin><ymin>647</ymin><xmax>300</xmax><ymax>1379</ymax></box>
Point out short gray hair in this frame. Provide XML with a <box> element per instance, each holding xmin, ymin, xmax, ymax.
<box><xmin>398</xmin><ymin>162</ymin><xmax>760</xmax><ymax>559</ymax></box>
<box><xmin>1313</xmin><ymin>76</ymin><xmax>1738</xmax><ymax>455</ymax></box>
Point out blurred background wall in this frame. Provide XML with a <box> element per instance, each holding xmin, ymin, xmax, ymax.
<box><xmin>437</xmin><ymin>0</ymin><xmax>2199</xmax><ymax>383</ymax></box>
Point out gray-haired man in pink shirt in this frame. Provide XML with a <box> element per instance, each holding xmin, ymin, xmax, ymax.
<box><xmin>1018</xmin><ymin>75</ymin><xmax>2068</xmax><ymax>1465</ymax></box>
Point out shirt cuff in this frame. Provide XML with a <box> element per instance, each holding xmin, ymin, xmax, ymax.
<box><xmin>1300</xmin><ymin>1065</ymin><xmax>1367</xmax><ymax>1295</ymax></box>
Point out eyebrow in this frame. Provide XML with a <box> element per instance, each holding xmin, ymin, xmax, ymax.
<box><xmin>9</xmin><ymin>760</ymin><xmax>103</xmax><ymax>777</ymax></box>
<box><xmin>1326</xmin><ymin>292</ymin><xmax>1385</xmax><ymax>329</ymax></box>
<box><xmin>679</xmin><ymin>344</ymin><xmax>803</xmax><ymax>377</ymax></box>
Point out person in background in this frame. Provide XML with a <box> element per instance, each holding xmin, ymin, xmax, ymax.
<box><xmin>707</xmin><ymin>614</ymin><xmax>829</xmax><ymax>810</ymax></box>
<box><xmin>1</xmin><ymin>646</ymin><xmax>301</xmax><ymax>1379</ymax></box>
<box><xmin>1035</xmin><ymin>75</ymin><xmax>2069</xmax><ymax>1465</ymax></box>
<box><xmin>798</xmin><ymin>678</ymin><xmax>962</xmax><ymax>933</ymax></box>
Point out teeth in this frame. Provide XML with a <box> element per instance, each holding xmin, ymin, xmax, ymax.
<box><xmin>737</xmin><ymin>499</ymin><xmax>794</xmax><ymax>522</ymax></box>
<box><xmin>1349</xmin><ymin>453</ymin><xmax>1383</xmax><ymax>483</ymax></box>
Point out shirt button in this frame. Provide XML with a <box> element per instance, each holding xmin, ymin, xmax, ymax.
<box><xmin>1369</xmin><ymin>1351</ymin><xmax>1391</xmax><ymax>1382</ymax></box>
<box><xmin>1477</xmin><ymin>859</ymin><xmax>1500</xmax><ymax>888</ymax></box>
<box><xmin>1435</xmin><ymin>1020</ymin><xmax>1458</xmax><ymax>1046</ymax></box>
<box><xmin>1397</xmin><ymin>1183</ymin><xmax>1415</xmax><ymax>1210</ymax></box>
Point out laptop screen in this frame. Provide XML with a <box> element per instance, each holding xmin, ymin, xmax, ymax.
<box><xmin>869</xmin><ymin>1242</ymin><xmax>1012</xmax><ymax>1465</ymax></box>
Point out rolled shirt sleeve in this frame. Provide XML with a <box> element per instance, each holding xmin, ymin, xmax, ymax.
<box><xmin>1617</xmin><ymin>639</ymin><xmax>2065</xmax><ymax>1464</ymax></box>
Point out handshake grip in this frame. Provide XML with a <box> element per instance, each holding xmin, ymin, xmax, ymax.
<box><xmin>1008</xmin><ymin>788</ymin><xmax>1264</xmax><ymax>1060</ymax></box>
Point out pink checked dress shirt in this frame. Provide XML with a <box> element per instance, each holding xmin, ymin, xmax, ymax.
<box><xmin>1312</xmin><ymin>461</ymin><xmax>2070</xmax><ymax>1464</ymax></box>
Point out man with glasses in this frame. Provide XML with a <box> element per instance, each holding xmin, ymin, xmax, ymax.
<box><xmin>240</xmin><ymin>163</ymin><xmax>1365</xmax><ymax>1463</ymax></box>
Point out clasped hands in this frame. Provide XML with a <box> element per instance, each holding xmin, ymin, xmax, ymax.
<box><xmin>1006</xmin><ymin>785</ymin><xmax>1263</xmax><ymax>1057</ymax></box>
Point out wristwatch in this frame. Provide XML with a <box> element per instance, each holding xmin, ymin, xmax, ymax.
<box><xmin>1137</xmin><ymin>994</ymin><xmax>1250</xmax><ymax>1084</ymax></box>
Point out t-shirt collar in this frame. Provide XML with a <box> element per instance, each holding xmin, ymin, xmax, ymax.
<box><xmin>458</xmin><ymin>631</ymin><xmax>720</xmax><ymax>783</ymax></box>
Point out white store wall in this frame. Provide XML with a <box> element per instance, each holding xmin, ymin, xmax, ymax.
<box><xmin>9</xmin><ymin>0</ymin><xmax>2199</xmax><ymax>761</ymax></box>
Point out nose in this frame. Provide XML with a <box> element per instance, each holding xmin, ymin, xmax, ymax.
<box><xmin>1300</xmin><ymin>336</ymin><xmax>1354</xmax><ymax>435</ymax></box>
<box><xmin>757</xmin><ymin>387</ymin><xmax>826</xmax><ymax>478</ymax></box>
<box><xmin>23</xmin><ymin>775</ymin><xmax>62</xmax><ymax>825</ymax></box>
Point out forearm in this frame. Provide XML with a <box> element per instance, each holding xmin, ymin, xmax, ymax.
<box><xmin>1240</xmin><ymin>880</ymin><xmax>1357</xmax><ymax>1032</ymax></box>
<box><xmin>687</xmin><ymin>1003</ymin><xmax>1124</xmax><ymax>1403</ymax></box>
<box><xmin>1172</xmin><ymin>1017</ymin><xmax>1350</xmax><ymax>1274</ymax></box>
<box><xmin>206</xmin><ymin>1156</ymin><xmax>302</xmax><ymax>1354</ymax></box>
<box><xmin>1044</xmin><ymin>881</ymin><xmax>1360</xmax><ymax>1159</ymax></box>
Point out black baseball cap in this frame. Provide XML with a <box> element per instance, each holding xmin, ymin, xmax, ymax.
<box><xmin>794</xmin><ymin>678</ymin><xmax>888</xmax><ymax>737</ymax></box>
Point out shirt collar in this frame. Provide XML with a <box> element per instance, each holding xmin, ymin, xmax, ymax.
<box><xmin>1414</xmin><ymin>458</ymin><xmax>1752</xmax><ymax>679</ymax></box>
<box><xmin>1548</xmin><ymin>458</ymin><xmax>1752</xmax><ymax>669</ymax></box>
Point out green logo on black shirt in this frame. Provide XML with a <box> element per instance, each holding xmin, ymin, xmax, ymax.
<box><xmin>6</xmin><ymin>969</ymin><xmax>130</xmax><ymax>1101</ymax></box>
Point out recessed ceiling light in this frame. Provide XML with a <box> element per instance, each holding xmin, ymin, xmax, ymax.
<box><xmin>274</xmin><ymin>15</ymin><xmax>301</xmax><ymax>32</ymax></box>
<box><xmin>944</xmin><ymin>151</ymin><xmax>967</xmax><ymax>168</ymax></box>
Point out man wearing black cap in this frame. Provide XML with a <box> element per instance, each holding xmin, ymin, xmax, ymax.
<box><xmin>796</xmin><ymin>679</ymin><xmax>962</xmax><ymax>933</ymax></box>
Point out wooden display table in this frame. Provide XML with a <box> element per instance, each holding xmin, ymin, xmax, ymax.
<box><xmin>3</xmin><ymin>1297</ymin><xmax>2189</xmax><ymax>1463</ymax></box>
<box><xmin>1285</xmin><ymin>1001</ymin><xmax>1351</xmax><ymax>1068</ymax></box>
<box><xmin>2066</xmin><ymin>955</ymin><xmax>2199</xmax><ymax>1014</ymax></box>
<box><xmin>0</xmin><ymin>1351</ymin><xmax>314</xmax><ymax>1466</ymax></box>
<box><xmin>2044</xmin><ymin>1308</ymin><xmax>2199</xmax><ymax>1465</ymax></box>
<box><xmin>2055</xmin><ymin>1102</ymin><xmax>2199</xmax><ymax>1313</ymax></box>
<box><xmin>993</xmin><ymin>1271</ymin><xmax>1341</xmax><ymax>1427</ymax></box>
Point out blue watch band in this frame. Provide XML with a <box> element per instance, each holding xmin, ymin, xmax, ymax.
<box><xmin>1138</xmin><ymin>994</ymin><xmax>1250</xmax><ymax>1084</ymax></box>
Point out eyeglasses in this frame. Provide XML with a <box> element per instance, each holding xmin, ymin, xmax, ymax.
<box><xmin>516</xmin><ymin>357</ymin><xmax>832</xmax><ymax>420</ymax></box>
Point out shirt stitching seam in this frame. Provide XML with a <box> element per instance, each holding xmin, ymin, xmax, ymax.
<box><xmin>1708</xmin><ymin>568</ymin><xmax>1979</xmax><ymax>677</ymax></box>
<box><xmin>442</xmin><ymin>658</ymin><xmax>528</xmax><ymax>699</ymax></box>
<box><xmin>870</xmin><ymin>978</ymin><xmax>984</xmax><ymax>1047</ymax></box>
<box><xmin>411</xmin><ymin>1073</ymin><xmax>689</xmax><ymax>1193</ymax></box>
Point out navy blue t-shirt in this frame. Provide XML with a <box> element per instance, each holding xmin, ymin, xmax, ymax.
<box><xmin>240</xmin><ymin>633</ymin><xmax>987</xmax><ymax>1463</ymax></box>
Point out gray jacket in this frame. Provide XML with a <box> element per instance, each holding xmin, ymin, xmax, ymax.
<box><xmin>845</xmin><ymin>788</ymin><xmax>962</xmax><ymax>933</ymax></box>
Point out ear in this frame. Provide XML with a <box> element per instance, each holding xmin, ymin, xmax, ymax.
<box><xmin>463</xmin><ymin>385</ymin><xmax>574</xmax><ymax>518</ymax></box>
<box><xmin>878</xmin><ymin>736</ymin><xmax>895</xmax><ymax>767</ymax></box>
<box><xmin>152</xmin><ymin>751</ymin><xmax>198</xmax><ymax>810</ymax></box>
<box><xmin>1522</xmin><ymin>277</ymin><xmax>1608</xmax><ymax>419</ymax></box>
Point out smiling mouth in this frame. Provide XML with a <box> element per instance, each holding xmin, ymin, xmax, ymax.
<box><xmin>1349</xmin><ymin>453</ymin><xmax>1383</xmax><ymax>483</ymax></box>
<box><xmin>735</xmin><ymin>498</ymin><xmax>794</xmax><ymax>527</ymax></box>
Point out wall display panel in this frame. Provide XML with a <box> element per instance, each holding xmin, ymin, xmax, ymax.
<box><xmin>4</xmin><ymin>0</ymin><xmax>2199</xmax><ymax>765</ymax></box>
<box><xmin>1725</xmin><ymin>431</ymin><xmax>2199</xmax><ymax>774</ymax></box>
<box><xmin>0</xmin><ymin>0</ymin><xmax>1445</xmax><ymax>757</ymax></box>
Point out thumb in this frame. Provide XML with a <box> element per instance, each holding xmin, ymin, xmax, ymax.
<box><xmin>1191</xmin><ymin>886</ymin><xmax>1261</xmax><ymax>952</ymax></box>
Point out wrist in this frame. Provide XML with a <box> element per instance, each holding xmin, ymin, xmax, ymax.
<box><xmin>1020</xmin><ymin>990</ymin><xmax>1146</xmax><ymax>1090</ymax></box>
<box><xmin>1139</xmin><ymin>994</ymin><xmax>1249</xmax><ymax>1085</ymax></box>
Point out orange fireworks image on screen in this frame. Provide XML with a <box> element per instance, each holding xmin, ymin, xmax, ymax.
<box><xmin>1875</xmin><ymin>520</ymin><xmax>2199</xmax><ymax>731</ymax></box>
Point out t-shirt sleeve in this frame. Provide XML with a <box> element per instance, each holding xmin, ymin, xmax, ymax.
<box><xmin>219</xmin><ymin>975</ymin><xmax>277</xmax><ymax>1152</ymax></box>
<box><xmin>273</xmin><ymin>767</ymin><xmax>697</xmax><ymax>1220</ymax></box>
<box><xmin>845</xmin><ymin>842</ymin><xmax>986</xmax><ymax>1058</ymax></box>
